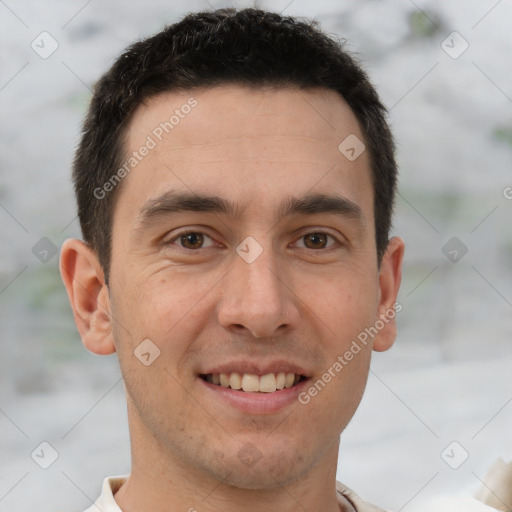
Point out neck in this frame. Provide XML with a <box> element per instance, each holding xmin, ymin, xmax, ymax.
<box><xmin>114</xmin><ymin>407</ymin><xmax>353</xmax><ymax>512</ymax></box>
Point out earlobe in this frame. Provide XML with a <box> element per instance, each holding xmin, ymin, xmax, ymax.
<box><xmin>372</xmin><ymin>236</ymin><xmax>405</xmax><ymax>352</ymax></box>
<box><xmin>59</xmin><ymin>238</ymin><xmax>116</xmax><ymax>355</ymax></box>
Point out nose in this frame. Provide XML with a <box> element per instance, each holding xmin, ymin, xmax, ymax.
<box><xmin>217</xmin><ymin>241</ymin><xmax>301</xmax><ymax>339</ymax></box>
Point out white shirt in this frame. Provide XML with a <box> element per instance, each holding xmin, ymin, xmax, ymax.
<box><xmin>84</xmin><ymin>476</ymin><xmax>500</xmax><ymax>512</ymax></box>
<box><xmin>83</xmin><ymin>476</ymin><xmax>389</xmax><ymax>511</ymax></box>
<box><xmin>84</xmin><ymin>458</ymin><xmax>509</xmax><ymax>512</ymax></box>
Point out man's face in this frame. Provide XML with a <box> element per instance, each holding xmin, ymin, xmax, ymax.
<box><xmin>105</xmin><ymin>85</ymin><xmax>397</xmax><ymax>488</ymax></box>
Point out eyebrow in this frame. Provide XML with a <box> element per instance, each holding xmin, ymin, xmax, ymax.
<box><xmin>134</xmin><ymin>190</ymin><xmax>365</xmax><ymax>231</ymax></box>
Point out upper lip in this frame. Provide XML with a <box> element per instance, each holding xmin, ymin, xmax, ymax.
<box><xmin>199</xmin><ymin>360</ymin><xmax>311</xmax><ymax>378</ymax></box>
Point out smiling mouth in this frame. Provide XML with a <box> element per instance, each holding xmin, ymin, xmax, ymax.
<box><xmin>199</xmin><ymin>372</ymin><xmax>307</xmax><ymax>393</ymax></box>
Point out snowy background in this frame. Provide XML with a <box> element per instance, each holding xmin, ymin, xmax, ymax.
<box><xmin>0</xmin><ymin>0</ymin><xmax>511</xmax><ymax>511</ymax></box>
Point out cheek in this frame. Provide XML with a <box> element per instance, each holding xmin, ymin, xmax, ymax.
<box><xmin>301</xmin><ymin>343</ymin><xmax>372</xmax><ymax>436</ymax></box>
<box><xmin>111</xmin><ymin>271</ymin><xmax>215</xmax><ymax>370</ymax></box>
<box><xmin>296</xmin><ymin>270</ymin><xmax>377</xmax><ymax>420</ymax></box>
<box><xmin>109</xmin><ymin>272</ymin><xmax>204</xmax><ymax>421</ymax></box>
<box><xmin>299</xmin><ymin>265</ymin><xmax>378</xmax><ymax>337</ymax></box>
<box><xmin>118</xmin><ymin>270</ymin><xmax>205</xmax><ymax>331</ymax></box>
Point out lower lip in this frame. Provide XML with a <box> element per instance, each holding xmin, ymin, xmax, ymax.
<box><xmin>199</xmin><ymin>377</ymin><xmax>310</xmax><ymax>414</ymax></box>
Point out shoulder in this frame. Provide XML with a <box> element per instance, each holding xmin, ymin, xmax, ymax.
<box><xmin>335</xmin><ymin>480</ymin><xmax>503</xmax><ymax>512</ymax></box>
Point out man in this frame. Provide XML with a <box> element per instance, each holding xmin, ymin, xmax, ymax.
<box><xmin>60</xmin><ymin>7</ymin><xmax>405</xmax><ymax>512</ymax></box>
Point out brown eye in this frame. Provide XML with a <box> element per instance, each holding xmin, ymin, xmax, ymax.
<box><xmin>301</xmin><ymin>232</ymin><xmax>332</xmax><ymax>249</ymax></box>
<box><xmin>179</xmin><ymin>232</ymin><xmax>205</xmax><ymax>249</ymax></box>
<box><xmin>164</xmin><ymin>229</ymin><xmax>218</xmax><ymax>252</ymax></box>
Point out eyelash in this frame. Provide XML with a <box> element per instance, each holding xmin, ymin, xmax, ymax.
<box><xmin>165</xmin><ymin>228</ymin><xmax>342</xmax><ymax>252</ymax></box>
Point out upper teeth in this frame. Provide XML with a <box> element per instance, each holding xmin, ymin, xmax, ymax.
<box><xmin>207</xmin><ymin>372</ymin><xmax>300</xmax><ymax>392</ymax></box>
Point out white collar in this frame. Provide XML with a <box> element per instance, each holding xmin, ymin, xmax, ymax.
<box><xmin>85</xmin><ymin>476</ymin><xmax>389</xmax><ymax>512</ymax></box>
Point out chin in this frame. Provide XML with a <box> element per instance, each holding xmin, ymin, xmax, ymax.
<box><xmin>201</xmin><ymin>447</ymin><xmax>313</xmax><ymax>490</ymax></box>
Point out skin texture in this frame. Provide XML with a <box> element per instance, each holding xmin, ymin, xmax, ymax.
<box><xmin>60</xmin><ymin>85</ymin><xmax>404</xmax><ymax>512</ymax></box>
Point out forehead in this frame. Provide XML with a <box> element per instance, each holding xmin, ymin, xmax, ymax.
<box><xmin>126</xmin><ymin>85</ymin><xmax>363</xmax><ymax>152</ymax></box>
<box><xmin>115</xmin><ymin>85</ymin><xmax>373</xmax><ymax>228</ymax></box>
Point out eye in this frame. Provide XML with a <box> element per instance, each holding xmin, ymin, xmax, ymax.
<box><xmin>165</xmin><ymin>229</ymin><xmax>341</xmax><ymax>252</ymax></box>
<box><xmin>167</xmin><ymin>231</ymin><xmax>217</xmax><ymax>250</ymax></box>
<box><xmin>294</xmin><ymin>231</ymin><xmax>338</xmax><ymax>250</ymax></box>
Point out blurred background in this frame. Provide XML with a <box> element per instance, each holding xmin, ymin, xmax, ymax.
<box><xmin>0</xmin><ymin>0</ymin><xmax>511</xmax><ymax>510</ymax></box>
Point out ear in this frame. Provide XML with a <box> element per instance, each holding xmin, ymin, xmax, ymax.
<box><xmin>372</xmin><ymin>236</ymin><xmax>405</xmax><ymax>352</ymax></box>
<box><xmin>59</xmin><ymin>238</ymin><xmax>116</xmax><ymax>355</ymax></box>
